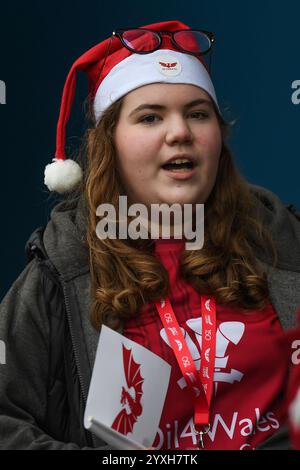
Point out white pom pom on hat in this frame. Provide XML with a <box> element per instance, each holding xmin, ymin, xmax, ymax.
<box><xmin>44</xmin><ymin>158</ymin><xmax>83</xmax><ymax>194</ymax></box>
<box><xmin>45</xmin><ymin>19</ymin><xmax>219</xmax><ymax>192</ymax></box>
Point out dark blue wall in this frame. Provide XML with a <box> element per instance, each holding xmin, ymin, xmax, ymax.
<box><xmin>0</xmin><ymin>0</ymin><xmax>299</xmax><ymax>299</ymax></box>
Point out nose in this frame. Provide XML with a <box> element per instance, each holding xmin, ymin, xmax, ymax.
<box><xmin>165</xmin><ymin>115</ymin><xmax>193</xmax><ymax>146</ymax></box>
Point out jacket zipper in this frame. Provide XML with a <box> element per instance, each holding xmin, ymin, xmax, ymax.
<box><xmin>61</xmin><ymin>278</ymin><xmax>97</xmax><ymax>448</ymax></box>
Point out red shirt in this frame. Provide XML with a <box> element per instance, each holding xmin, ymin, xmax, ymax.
<box><xmin>123</xmin><ymin>238</ymin><xmax>288</xmax><ymax>450</ymax></box>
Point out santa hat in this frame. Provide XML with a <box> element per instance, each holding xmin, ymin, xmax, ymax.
<box><xmin>44</xmin><ymin>19</ymin><xmax>219</xmax><ymax>193</ymax></box>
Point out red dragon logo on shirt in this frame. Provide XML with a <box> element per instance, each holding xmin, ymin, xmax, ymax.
<box><xmin>111</xmin><ymin>344</ymin><xmax>144</xmax><ymax>435</ymax></box>
<box><xmin>159</xmin><ymin>61</ymin><xmax>178</xmax><ymax>68</ymax></box>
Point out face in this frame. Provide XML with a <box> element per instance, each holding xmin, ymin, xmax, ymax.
<box><xmin>114</xmin><ymin>83</ymin><xmax>222</xmax><ymax>208</ymax></box>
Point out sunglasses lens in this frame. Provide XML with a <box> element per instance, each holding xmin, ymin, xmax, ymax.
<box><xmin>121</xmin><ymin>29</ymin><xmax>160</xmax><ymax>52</ymax></box>
<box><xmin>174</xmin><ymin>30</ymin><xmax>211</xmax><ymax>54</ymax></box>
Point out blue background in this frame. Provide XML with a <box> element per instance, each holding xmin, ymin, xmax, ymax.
<box><xmin>0</xmin><ymin>0</ymin><xmax>299</xmax><ymax>299</ymax></box>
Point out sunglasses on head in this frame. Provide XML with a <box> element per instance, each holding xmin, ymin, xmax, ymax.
<box><xmin>112</xmin><ymin>27</ymin><xmax>215</xmax><ymax>56</ymax></box>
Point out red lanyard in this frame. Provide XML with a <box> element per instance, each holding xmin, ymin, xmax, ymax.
<box><xmin>155</xmin><ymin>295</ymin><xmax>216</xmax><ymax>448</ymax></box>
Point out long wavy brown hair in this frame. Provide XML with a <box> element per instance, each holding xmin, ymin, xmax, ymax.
<box><xmin>79</xmin><ymin>95</ymin><xmax>278</xmax><ymax>331</ymax></box>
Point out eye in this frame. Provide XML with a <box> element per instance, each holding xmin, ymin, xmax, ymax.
<box><xmin>139</xmin><ymin>114</ymin><xmax>160</xmax><ymax>124</ymax></box>
<box><xmin>190</xmin><ymin>111</ymin><xmax>209</xmax><ymax>119</ymax></box>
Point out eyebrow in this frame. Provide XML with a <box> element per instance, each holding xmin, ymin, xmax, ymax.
<box><xmin>128</xmin><ymin>98</ymin><xmax>213</xmax><ymax>117</ymax></box>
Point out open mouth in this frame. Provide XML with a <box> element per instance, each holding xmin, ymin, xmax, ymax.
<box><xmin>162</xmin><ymin>161</ymin><xmax>195</xmax><ymax>172</ymax></box>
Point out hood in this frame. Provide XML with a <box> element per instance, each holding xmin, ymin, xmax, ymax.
<box><xmin>249</xmin><ymin>184</ymin><xmax>300</xmax><ymax>271</ymax></box>
<box><xmin>42</xmin><ymin>195</ymin><xmax>90</xmax><ymax>281</ymax></box>
<box><xmin>36</xmin><ymin>184</ymin><xmax>300</xmax><ymax>280</ymax></box>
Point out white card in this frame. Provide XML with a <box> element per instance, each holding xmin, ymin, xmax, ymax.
<box><xmin>84</xmin><ymin>325</ymin><xmax>171</xmax><ymax>449</ymax></box>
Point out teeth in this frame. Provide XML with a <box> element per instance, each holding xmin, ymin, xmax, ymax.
<box><xmin>170</xmin><ymin>158</ymin><xmax>191</xmax><ymax>164</ymax></box>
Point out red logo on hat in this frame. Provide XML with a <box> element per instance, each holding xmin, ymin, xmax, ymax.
<box><xmin>156</xmin><ymin>56</ymin><xmax>182</xmax><ymax>76</ymax></box>
<box><xmin>159</xmin><ymin>61</ymin><xmax>178</xmax><ymax>69</ymax></box>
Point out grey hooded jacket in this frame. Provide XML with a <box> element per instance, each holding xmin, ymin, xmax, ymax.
<box><xmin>0</xmin><ymin>184</ymin><xmax>299</xmax><ymax>450</ymax></box>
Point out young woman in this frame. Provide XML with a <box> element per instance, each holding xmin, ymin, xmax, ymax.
<box><xmin>0</xmin><ymin>19</ymin><xmax>300</xmax><ymax>450</ymax></box>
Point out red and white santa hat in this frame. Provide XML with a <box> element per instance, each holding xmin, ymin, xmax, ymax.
<box><xmin>44</xmin><ymin>19</ymin><xmax>219</xmax><ymax>193</ymax></box>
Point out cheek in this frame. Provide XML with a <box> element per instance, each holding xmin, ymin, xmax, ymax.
<box><xmin>195</xmin><ymin>125</ymin><xmax>222</xmax><ymax>154</ymax></box>
<box><xmin>116</xmin><ymin>128</ymin><xmax>155</xmax><ymax>166</ymax></box>
<box><xmin>116</xmin><ymin>138</ymin><xmax>154</xmax><ymax>184</ymax></box>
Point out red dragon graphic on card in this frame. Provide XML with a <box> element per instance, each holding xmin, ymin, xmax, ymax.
<box><xmin>111</xmin><ymin>344</ymin><xmax>144</xmax><ymax>435</ymax></box>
